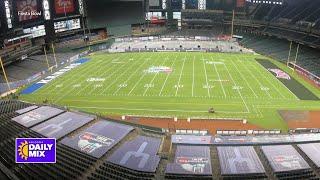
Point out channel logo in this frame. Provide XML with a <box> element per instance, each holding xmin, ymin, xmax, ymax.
<box><xmin>15</xmin><ymin>138</ymin><xmax>56</xmax><ymax>163</ymax></box>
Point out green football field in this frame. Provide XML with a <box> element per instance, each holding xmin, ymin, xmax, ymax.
<box><xmin>20</xmin><ymin>52</ymin><xmax>320</xmax><ymax>131</ymax></box>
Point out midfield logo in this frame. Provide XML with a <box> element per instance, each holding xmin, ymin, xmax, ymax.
<box><xmin>16</xmin><ymin>138</ymin><xmax>56</xmax><ymax>163</ymax></box>
<box><xmin>145</xmin><ymin>66</ymin><xmax>173</xmax><ymax>74</ymax></box>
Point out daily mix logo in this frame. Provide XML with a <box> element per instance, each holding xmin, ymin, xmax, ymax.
<box><xmin>16</xmin><ymin>138</ymin><xmax>56</xmax><ymax>163</ymax></box>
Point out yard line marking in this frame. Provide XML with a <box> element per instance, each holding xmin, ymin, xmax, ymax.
<box><xmin>211</xmin><ymin>57</ymin><xmax>226</xmax><ymax>98</ymax></box>
<box><xmin>229</xmin><ymin>56</ymin><xmax>258</xmax><ymax>98</ymax></box>
<box><xmin>127</xmin><ymin>56</ymin><xmax>155</xmax><ymax>95</ymax></box>
<box><xmin>99</xmin><ymin>53</ymin><xmax>145</xmax><ymax>95</ymax></box>
<box><xmin>202</xmin><ymin>56</ymin><xmax>210</xmax><ymax>97</ymax></box>
<box><xmin>53</xmin><ymin>53</ymin><xmax>132</xmax><ymax>103</ymax></box>
<box><xmin>77</xmin><ymin>57</ymin><xmax>118</xmax><ymax>95</ymax></box>
<box><xmin>248</xmin><ymin>61</ymin><xmax>286</xmax><ymax>98</ymax></box>
<box><xmin>239</xmin><ymin>58</ymin><xmax>272</xmax><ymax>98</ymax></box>
<box><xmin>128</xmin><ymin>54</ymin><xmax>161</xmax><ymax>95</ymax></box>
<box><xmin>46</xmin><ymin>54</ymin><xmax>117</xmax><ymax>95</ymax></box>
<box><xmin>222</xmin><ymin>61</ymin><xmax>250</xmax><ymax>113</ymax></box>
<box><xmin>51</xmin><ymin>53</ymin><xmax>125</xmax><ymax>95</ymax></box>
<box><xmin>253</xmin><ymin>60</ymin><xmax>298</xmax><ymax>100</ymax></box>
<box><xmin>159</xmin><ymin>55</ymin><xmax>177</xmax><ymax>96</ymax></box>
<box><xmin>143</xmin><ymin>55</ymin><xmax>168</xmax><ymax>96</ymax></box>
<box><xmin>41</xmin><ymin>56</ymin><xmax>99</xmax><ymax>94</ymax></box>
<box><xmin>97</xmin><ymin>53</ymin><xmax>142</xmax><ymax>94</ymax></box>
<box><xmin>192</xmin><ymin>56</ymin><xmax>195</xmax><ymax>97</ymax></box>
<box><xmin>113</xmin><ymin>56</ymin><xmax>149</xmax><ymax>95</ymax></box>
<box><xmin>175</xmin><ymin>56</ymin><xmax>186</xmax><ymax>96</ymax></box>
<box><xmin>50</xmin><ymin>54</ymin><xmax>127</xmax><ymax>103</ymax></box>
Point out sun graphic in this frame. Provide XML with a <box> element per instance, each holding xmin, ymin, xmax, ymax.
<box><xmin>18</xmin><ymin>141</ymin><xmax>29</xmax><ymax>160</ymax></box>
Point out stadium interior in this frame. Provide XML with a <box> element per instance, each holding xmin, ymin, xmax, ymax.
<box><xmin>0</xmin><ymin>0</ymin><xmax>320</xmax><ymax>179</ymax></box>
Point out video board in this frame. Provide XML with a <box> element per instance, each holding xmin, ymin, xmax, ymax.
<box><xmin>13</xmin><ymin>0</ymin><xmax>43</xmax><ymax>25</ymax></box>
<box><xmin>23</xmin><ymin>25</ymin><xmax>46</xmax><ymax>38</ymax></box>
<box><xmin>52</xmin><ymin>0</ymin><xmax>79</xmax><ymax>17</ymax></box>
<box><xmin>54</xmin><ymin>18</ymin><xmax>80</xmax><ymax>33</ymax></box>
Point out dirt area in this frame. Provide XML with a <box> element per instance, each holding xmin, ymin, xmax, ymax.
<box><xmin>279</xmin><ymin>110</ymin><xmax>320</xmax><ymax>129</ymax></box>
<box><xmin>108</xmin><ymin>116</ymin><xmax>263</xmax><ymax>135</ymax></box>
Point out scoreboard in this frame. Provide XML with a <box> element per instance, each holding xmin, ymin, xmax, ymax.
<box><xmin>0</xmin><ymin>0</ymin><xmax>83</xmax><ymax>30</ymax></box>
<box><xmin>13</xmin><ymin>0</ymin><xmax>43</xmax><ymax>25</ymax></box>
<box><xmin>52</xmin><ymin>0</ymin><xmax>79</xmax><ymax>17</ymax></box>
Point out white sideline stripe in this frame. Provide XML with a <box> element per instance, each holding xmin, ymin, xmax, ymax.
<box><xmin>67</xmin><ymin>105</ymin><xmax>251</xmax><ymax>114</ymax></box>
<box><xmin>175</xmin><ymin>56</ymin><xmax>186</xmax><ymax>96</ymax></box>
<box><xmin>229</xmin><ymin>57</ymin><xmax>258</xmax><ymax>98</ymax></box>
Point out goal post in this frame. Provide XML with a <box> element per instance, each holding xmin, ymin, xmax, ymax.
<box><xmin>286</xmin><ymin>41</ymin><xmax>292</xmax><ymax>66</ymax></box>
<box><xmin>0</xmin><ymin>57</ymin><xmax>11</xmax><ymax>91</ymax></box>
